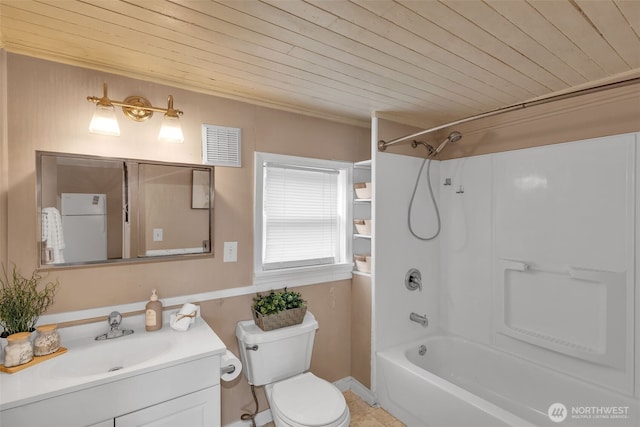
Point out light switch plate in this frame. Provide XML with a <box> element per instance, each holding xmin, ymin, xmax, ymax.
<box><xmin>224</xmin><ymin>241</ymin><xmax>238</xmax><ymax>262</ymax></box>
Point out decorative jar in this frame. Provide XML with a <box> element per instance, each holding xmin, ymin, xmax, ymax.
<box><xmin>3</xmin><ymin>332</ymin><xmax>33</xmax><ymax>367</ymax></box>
<box><xmin>34</xmin><ymin>324</ymin><xmax>61</xmax><ymax>356</ymax></box>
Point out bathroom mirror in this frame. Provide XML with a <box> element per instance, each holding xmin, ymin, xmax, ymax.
<box><xmin>37</xmin><ymin>151</ymin><xmax>214</xmax><ymax>268</ymax></box>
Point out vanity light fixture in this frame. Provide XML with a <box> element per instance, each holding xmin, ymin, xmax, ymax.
<box><xmin>87</xmin><ymin>83</ymin><xmax>185</xmax><ymax>143</ymax></box>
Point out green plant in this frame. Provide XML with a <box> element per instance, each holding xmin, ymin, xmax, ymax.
<box><xmin>0</xmin><ymin>264</ymin><xmax>59</xmax><ymax>337</ymax></box>
<box><xmin>252</xmin><ymin>288</ymin><xmax>305</xmax><ymax>316</ymax></box>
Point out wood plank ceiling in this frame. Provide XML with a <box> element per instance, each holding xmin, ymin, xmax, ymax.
<box><xmin>1</xmin><ymin>0</ymin><xmax>639</xmax><ymax>128</ymax></box>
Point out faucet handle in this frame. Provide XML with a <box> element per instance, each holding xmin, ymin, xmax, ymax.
<box><xmin>108</xmin><ymin>311</ymin><xmax>122</xmax><ymax>328</ymax></box>
<box><xmin>405</xmin><ymin>268</ymin><xmax>422</xmax><ymax>292</ymax></box>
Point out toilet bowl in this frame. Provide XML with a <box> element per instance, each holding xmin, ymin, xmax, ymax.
<box><xmin>236</xmin><ymin>312</ymin><xmax>350</xmax><ymax>427</ymax></box>
<box><xmin>266</xmin><ymin>373</ymin><xmax>349</xmax><ymax>427</ymax></box>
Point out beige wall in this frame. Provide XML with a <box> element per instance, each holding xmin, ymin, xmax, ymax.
<box><xmin>0</xmin><ymin>50</ymin><xmax>7</xmax><ymax>267</ymax></box>
<box><xmin>351</xmin><ymin>273</ymin><xmax>371</xmax><ymax>388</ymax></box>
<box><xmin>1</xmin><ymin>53</ymin><xmax>369</xmax><ymax>425</ymax></box>
<box><xmin>2</xmin><ymin>53</ymin><xmax>369</xmax><ymax>309</ymax></box>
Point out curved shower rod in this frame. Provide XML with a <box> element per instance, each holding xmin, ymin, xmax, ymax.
<box><xmin>378</xmin><ymin>76</ymin><xmax>640</xmax><ymax>152</ymax></box>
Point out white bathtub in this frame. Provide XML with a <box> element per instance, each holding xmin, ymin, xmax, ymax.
<box><xmin>377</xmin><ymin>335</ymin><xmax>639</xmax><ymax>427</ymax></box>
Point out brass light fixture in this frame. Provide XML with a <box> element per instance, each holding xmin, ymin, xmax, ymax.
<box><xmin>87</xmin><ymin>83</ymin><xmax>185</xmax><ymax>143</ymax></box>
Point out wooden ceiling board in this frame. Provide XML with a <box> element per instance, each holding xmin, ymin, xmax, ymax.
<box><xmin>221</xmin><ymin>0</ymin><xmax>494</xmax><ymax>109</ymax></box>
<box><xmin>615</xmin><ymin>0</ymin><xmax>640</xmax><ymax>38</ymax></box>
<box><xmin>0</xmin><ymin>0</ymin><xmax>638</xmax><ymax>129</ymax></box>
<box><xmin>283</xmin><ymin>0</ymin><xmax>535</xmax><ymax>103</ymax></box>
<box><xmin>484</xmin><ymin>0</ymin><xmax>600</xmax><ymax>83</ymax></box>
<box><xmin>528</xmin><ymin>0</ymin><xmax>631</xmax><ymax>75</ymax></box>
<box><xmin>361</xmin><ymin>0</ymin><xmax>561</xmax><ymax>95</ymax></box>
<box><xmin>575</xmin><ymin>0</ymin><xmax>640</xmax><ymax>68</ymax></box>
<box><xmin>323</xmin><ymin>0</ymin><xmax>549</xmax><ymax>99</ymax></box>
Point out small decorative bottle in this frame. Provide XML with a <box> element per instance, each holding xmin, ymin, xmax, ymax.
<box><xmin>4</xmin><ymin>332</ymin><xmax>34</xmax><ymax>368</ymax></box>
<box><xmin>34</xmin><ymin>324</ymin><xmax>61</xmax><ymax>356</ymax></box>
<box><xmin>145</xmin><ymin>289</ymin><xmax>163</xmax><ymax>332</ymax></box>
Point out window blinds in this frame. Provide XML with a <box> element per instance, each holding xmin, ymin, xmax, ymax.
<box><xmin>262</xmin><ymin>162</ymin><xmax>339</xmax><ymax>270</ymax></box>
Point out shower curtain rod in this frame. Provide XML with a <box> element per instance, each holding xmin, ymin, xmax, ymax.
<box><xmin>378</xmin><ymin>76</ymin><xmax>640</xmax><ymax>151</ymax></box>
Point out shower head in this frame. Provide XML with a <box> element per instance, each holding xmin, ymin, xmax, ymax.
<box><xmin>448</xmin><ymin>131</ymin><xmax>463</xmax><ymax>143</ymax></box>
<box><xmin>434</xmin><ymin>131</ymin><xmax>463</xmax><ymax>155</ymax></box>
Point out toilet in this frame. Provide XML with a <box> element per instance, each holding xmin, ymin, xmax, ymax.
<box><xmin>236</xmin><ymin>312</ymin><xmax>350</xmax><ymax>427</ymax></box>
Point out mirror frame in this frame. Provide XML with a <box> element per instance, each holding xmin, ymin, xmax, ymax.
<box><xmin>36</xmin><ymin>151</ymin><xmax>214</xmax><ymax>269</ymax></box>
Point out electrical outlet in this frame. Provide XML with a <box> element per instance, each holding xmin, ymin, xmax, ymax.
<box><xmin>224</xmin><ymin>241</ymin><xmax>238</xmax><ymax>262</ymax></box>
<box><xmin>153</xmin><ymin>228</ymin><xmax>163</xmax><ymax>242</ymax></box>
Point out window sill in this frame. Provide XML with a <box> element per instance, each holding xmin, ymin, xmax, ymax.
<box><xmin>253</xmin><ymin>263</ymin><xmax>353</xmax><ymax>288</ymax></box>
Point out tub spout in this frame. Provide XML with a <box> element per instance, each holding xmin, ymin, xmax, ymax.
<box><xmin>410</xmin><ymin>312</ymin><xmax>428</xmax><ymax>327</ymax></box>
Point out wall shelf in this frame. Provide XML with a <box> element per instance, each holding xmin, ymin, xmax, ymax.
<box><xmin>353</xmin><ymin>160</ymin><xmax>372</xmax><ymax>275</ymax></box>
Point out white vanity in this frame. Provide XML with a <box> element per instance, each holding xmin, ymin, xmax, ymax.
<box><xmin>0</xmin><ymin>315</ymin><xmax>227</xmax><ymax>427</ymax></box>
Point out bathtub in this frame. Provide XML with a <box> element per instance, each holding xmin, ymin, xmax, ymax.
<box><xmin>377</xmin><ymin>335</ymin><xmax>639</xmax><ymax>427</ymax></box>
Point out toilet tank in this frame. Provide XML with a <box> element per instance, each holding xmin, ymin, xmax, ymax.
<box><xmin>236</xmin><ymin>311</ymin><xmax>319</xmax><ymax>386</ymax></box>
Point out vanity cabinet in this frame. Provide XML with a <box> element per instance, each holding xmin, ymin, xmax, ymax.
<box><xmin>1</xmin><ymin>350</ymin><xmax>221</xmax><ymax>427</ymax></box>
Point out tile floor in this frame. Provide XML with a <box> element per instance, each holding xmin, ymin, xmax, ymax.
<box><xmin>344</xmin><ymin>390</ymin><xmax>406</xmax><ymax>427</ymax></box>
<box><xmin>263</xmin><ymin>390</ymin><xmax>406</xmax><ymax>427</ymax></box>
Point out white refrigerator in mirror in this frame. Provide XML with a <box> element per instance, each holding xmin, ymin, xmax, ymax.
<box><xmin>61</xmin><ymin>193</ymin><xmax>107</xmax><ymax>263</ymax></box>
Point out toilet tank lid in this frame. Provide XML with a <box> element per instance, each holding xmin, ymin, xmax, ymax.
<box><xmin>236</xmin><ymin>311</ymin><xmax>318</xmax><ymax>344</ymax></box>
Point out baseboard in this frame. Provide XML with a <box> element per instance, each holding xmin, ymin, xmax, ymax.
<box><xmin>334</xmin><ymin>376</ymin><xmax>378</xmax><ymax>406</ymax></box>
<box><xmin>223</xmin><ymin>409</ymin><xmax>272</xmax><ymax>427</ymax></box>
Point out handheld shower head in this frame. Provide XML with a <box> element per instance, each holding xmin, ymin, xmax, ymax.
<box><xmin>434</xmin><ymin>131</ymin><xmax>463</xmax><ymax>155</ymax></box>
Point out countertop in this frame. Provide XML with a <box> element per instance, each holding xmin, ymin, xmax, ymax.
<box><xmin>0</xmin><ymin>314</ymin><xmax>226</xmax><ymax>411</ymax></box>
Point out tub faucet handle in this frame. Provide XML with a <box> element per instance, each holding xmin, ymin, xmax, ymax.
<box><xmin>405</xmin><ymin>268</ymin><xmax>422</xmax><ymax>292</ymax></box>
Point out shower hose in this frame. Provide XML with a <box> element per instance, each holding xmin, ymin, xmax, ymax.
<box><xmin>408</xmin><ymin>156</ymin><xmax>441</xmax><ymax>241</ymax></box>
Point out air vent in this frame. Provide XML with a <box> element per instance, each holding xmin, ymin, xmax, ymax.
<box><xmin>201</xmin><ymin>124</ymin><xmax>241</xmax><ymax>167</ymax></box>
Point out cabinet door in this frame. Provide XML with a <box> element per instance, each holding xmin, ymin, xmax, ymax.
<box><xmin>115</xmin><ymin>386</ymin><xmax>220</xmax><ymax>427</ymax></box>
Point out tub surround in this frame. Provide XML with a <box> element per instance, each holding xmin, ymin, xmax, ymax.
<box><xmin>378</xmin><ymin>335</ymin><xmax>639</xmax><ymax>427</ymax></box>
<box><xmin>373</xmin><ymin>120</ymin><xmax>640</xmax><ymax>425</ymax></box>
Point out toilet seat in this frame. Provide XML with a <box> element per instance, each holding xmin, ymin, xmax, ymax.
<box><xmin>268</xmin><ymin>373</ymin><xmax>350</xmax><ymax>427</ymax></box>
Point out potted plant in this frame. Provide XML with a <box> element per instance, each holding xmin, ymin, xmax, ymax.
<box><xmin>252</xmin><ymin>288</ymin><xmax>306</xmax><ymax>331</ymax></box>
<box><xmin>0</xmin><ymin>264</ymin><xmax>59</xmax><ymax>338</ymax></box>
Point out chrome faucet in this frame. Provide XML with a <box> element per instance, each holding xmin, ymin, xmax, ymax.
<box><xmin>405</xmin><ymin>268</ymin><xmax>422</xmax><ymax>292</ymax></box>
<box><xmin>410</xmin><ymin>312</ymin><xmax>428</xmax><ymax>327</ymax></box>
<box><xmin>95</xmin><ymin>311</ymin><xmax>134</xmax><ymax>340</ymax></box>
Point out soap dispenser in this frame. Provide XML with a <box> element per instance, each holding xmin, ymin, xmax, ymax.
<box><xmin>145</xmin><ymin>289</ymin><xmax>163</xmax><ymax>331</ymax></box>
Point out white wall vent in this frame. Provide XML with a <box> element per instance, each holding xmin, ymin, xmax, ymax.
<box><xmin>201</xmin><ymin>124</ymin><xmax>241</xmax><ymax>167</ymax></box>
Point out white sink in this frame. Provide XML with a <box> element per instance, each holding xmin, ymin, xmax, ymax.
<box><xmin>1</xmin><ymin>316</ymin><xmax>227</xmax><ymax>413</ymax></box>
<box><xmin>51</xmin><ymin>333</ymin><xmax>171</xmax><ymax>377</ymax></box>
<box><xmin>0</xmin><ymin>316</ymin><xmax>228</xmax><ymax>427</ymax></box>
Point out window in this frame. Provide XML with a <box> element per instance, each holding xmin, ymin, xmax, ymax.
<box><xmin>254</xmin><ymin>152</ymin><xmax>352</xmax><ymax>286</ymax></box>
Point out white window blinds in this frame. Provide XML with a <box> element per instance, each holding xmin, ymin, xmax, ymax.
<box><xmin>262</xmin><ymin>162</ymin><xmax>339</xmax><ymax>270</ymax></box>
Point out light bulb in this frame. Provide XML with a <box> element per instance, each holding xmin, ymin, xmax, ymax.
<box><xmin>158</xmin><ymin>114</ymin><xmax>184</xmax><ymax>143</ymax></box>
<box><xmin>89</xmin><ymin>104</ymin><xmax>120</xmax><ymax>136</ymax></box>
